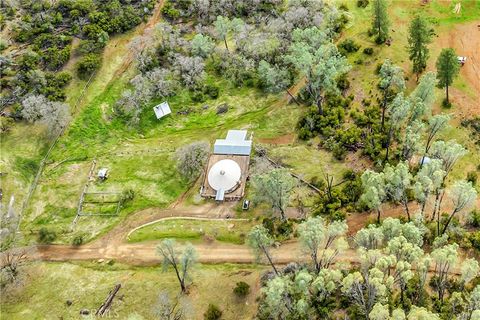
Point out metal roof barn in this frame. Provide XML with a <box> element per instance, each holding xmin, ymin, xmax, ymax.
<box><xmin>153</xmin><ymin>102</ymin><xmax>172</xmax><ymax>119</ymax></box>
<box><xmin>214</xmin><ymin>130</ymin><xmax>252</xmax><ymax>155</ymax></box>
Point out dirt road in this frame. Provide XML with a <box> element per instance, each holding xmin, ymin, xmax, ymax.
<box><xmin>33</xmin><ymin>205</ymin><xmax>309</xmax><ymax>266</ymax></box>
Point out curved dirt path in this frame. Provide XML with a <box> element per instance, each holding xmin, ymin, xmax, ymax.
<box><xmin>33</xmin><ymin>202</ymin><xmax>310</xmax><ymax>266</ymax></box>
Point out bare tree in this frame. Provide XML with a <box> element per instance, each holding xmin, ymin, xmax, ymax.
<box><xmin>174</xmin><ymin>141</ymin><xmax>210</xmax><ymax>183</ymax></box>
<box><xmin>247</xmin><ymin>225</ymin><xmax>278</xmax><ymax>275</ymax></box>
<box><xmin>172</xmin><ymin>54</ymin><xmax>205</xmax><ymax>89</ymax></box>
<box><xmin>0</xmin><ymin>195</ymin><xmax>33</xmax><ymax>288</ymax></box>
<box><xmin>21</xmin><ymin>94</ymin><xmax>71</xmax><ymax>137</ymax></box>
<box><xmin>157</xmin><ymin>240</ymin><xmax>197</xmax><ymax>293</ymax></box>
<box><xmin>153</xmin><ymin>290</ymin><xmax>191</xmax><ymax>320</ymax></box>
<box><xmin>441</xmin><ymin>181</ymin><xmax>477</xmax><ymax>235</ymax></box>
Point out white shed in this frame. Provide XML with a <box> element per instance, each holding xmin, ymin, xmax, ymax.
<box><xmin>98</xmin><ymin>168</ymin><xmax>109</xmax><ymax>180</ymax></box>
<box><xmin>213</xmin><ymin>130</ymin><xmax>252</xmax><ymax>155</ymax></box>
<box><xmin>153</xmin><ymin>102</ymin><xmax>172</xmax><ymax>119</ymax></box>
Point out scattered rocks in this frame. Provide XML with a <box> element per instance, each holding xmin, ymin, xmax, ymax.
<box><xmin>227</xmin><ymin>223</ymin><xmax>235</xmax><ymax>230</ymax></box>
<box><xmin>202</xmin><ymin>104</ymin><xmax>209</xmax><ymax>110</ymax></box>
<box><xmin>216</xmin><ymin>103</ymin><xmax>229</xmax><ymax>114</ymax></box>
<box><xmin>97</xmin><ymin>258</ymin><xmax>105</xmax><ymax>263</ymax></box>
<box><xmin>177</xmin><ymin>108</ymin><xmax>191</xmax><ymax>115</ymax></box>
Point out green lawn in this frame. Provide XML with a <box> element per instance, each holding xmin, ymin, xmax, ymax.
<box><xmin>1</xmin><ymin>262</ymin><xmax>263</xmax><ymax>320</ymax></box>
<box><xmin>128</xmin><ymin>218</ymin><xmax>255</xmax><ymax>244</ymax></box>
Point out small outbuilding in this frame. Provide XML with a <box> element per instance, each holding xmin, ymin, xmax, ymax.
<box><xmin>98</xmin><ymin>168</ymin><xmax>109</xmax><ymax>180</ymax></box>
<box><xmin>153</xmin><ymin>102</ymin><xmax>172</xmax><ymax>119</ymax></box>
<box><xmin>213</xmin><ymin>130</ymin><xmax>252</xmax><ymax>156</ymax></box>
<box><xmin>201</xmin><ymin>129</ymin><xmax>252</xmax><ymax>201</ymax></box>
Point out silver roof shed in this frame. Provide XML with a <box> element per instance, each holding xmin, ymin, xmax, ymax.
<box><xmin>153</xmin><ymin>102</ymin><xmax>172</xmax><ymax>119</ymax></box>
<box><xmin>213</xmin><ymin>130</ymin><xmax>252</xmax><ymax>156</ymax></box>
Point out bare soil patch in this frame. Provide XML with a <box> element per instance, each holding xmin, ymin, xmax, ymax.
<box><xmin>258</xmin><ymin>134</ymin><xmax>295</xmax><ymax>145</ymax></box>
<box><xmin>436</xmin><ymin>21</ymin><xmax>480</xmax><ymax>116</ymax></box>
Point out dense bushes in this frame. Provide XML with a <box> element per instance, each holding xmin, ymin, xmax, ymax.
<box><xmin>338</xmin><ymin>39</ymin><xmax>360</xmax><ymax>55</ymax></box>
<box><xmin>262</xmin><ymin>217</ymin><xmax>294</xmax><ymax>239</ymax></box>
<box><xmin>311</xmin><ymin>170</ymin><xmax>362</xmax><ymax>219</ymax></box>
<box><xmin>296</xmin><ymin>95</ymin><xmax>363</xmax><ymax>159</ymax></box>
<box><xmin>41</xmin><ymin>72</ymin><xmax>73</xmax><ymax>101</ymax></box>
<box><xmin>76</xmin><ymin>53</ymin><xmax>102</xmax><ymax>80</ymax></box>
<box><xmin>2</xmin><ymin>0</ymin><xmax>154</xmax><ymax>108</ymax></box>
<box><xmin>468</xmin><ymin>231</ymin><xmax>480</xmax><ymax>252</ymax></box>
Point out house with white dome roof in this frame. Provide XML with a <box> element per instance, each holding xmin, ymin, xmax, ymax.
<box><xmin>201</xmin><ymin>130</ymin><xmax>252</xmax><ymax>201</ymax></box>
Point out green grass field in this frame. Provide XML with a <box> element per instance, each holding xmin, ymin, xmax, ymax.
<box><xmin>127</xmin><ymin>218</ymin><xmax>256</xmax><ymax>244</ymax></box>
<box><xmin>1</xmin><ymin>262</ymin><xmax>263</xmax><ymax>319</ymax></box>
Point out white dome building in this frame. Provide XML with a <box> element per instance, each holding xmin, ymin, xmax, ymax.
<box><xmin>207</xmin><ymin>159</ymin><xmax>242</xmax><ymax>200</ymax></box>
<box><xmin>201</xmin><ymin>129</ymin><xmax>252</xmax><ymax>201</ymax></box>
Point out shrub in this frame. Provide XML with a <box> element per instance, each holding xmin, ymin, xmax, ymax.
<box><xmin>162</xmin><ymin>2</ymin><xmax>180</xmax><ymax>20</ymax></box>
<box><xmin>339</xmin><ymin>3</ymin><xmax>349</xmax><ymax>11</ymax></box>
<box><xmin>262</xmin><ymin>217</ymin><xmax>293</xmax><ymax>238</ymax></box>
<box><xmin>375</xmin><ymin>35</ymin><xmax>386</xmax><ymax>44</ymax></box>
<box><xmin>467</xmin><ymin>210</ymin><xmax>480</xmax><ymax>228</ymax></box>
<box><xmin>363</xmin><ymin>47</ymin><xmax>374</xmax><ymax>55</ymax></box>
<box><xmin>277</xmin><ymin>220</ymin><xmax>294</xmax><ymax>237</ymax></box>
<box><xmin>38</xmin><ymin>228</ymin><xmax>57</xmax><ymax>244</ymax></box>
<box><xmin>441</xmin><ymin>99</ymin><xmax>452</xmax><ymax>109</ymax></box>
<box><xmin>191</xmin><ymin>91</ymin><xmax>206</xmax><ymax>103</ymax></box>
<box><xmin>233</xmin><ymin>281</ymin><xmax>250</xmax><ymax>298</ymax></box>
<box><xmin>357</xmin><ymin>0</ymin><xmax>369</xmax><ymax>8</ymax></box>
<box><xmin>332</xmin><ymin>144</ymin><xmax>347</xmax><ymax>160</ymax></box>
<box><xmin>467</xmin><ymin>171</ymin><xmax>477</xmax><ymax>185</ymax></box>
<box><xmin>338</xmin><ymin>39</ymin><xmax>360</xmax><ymax>55</ymax></box>
<box><xmin>203</xmin><ymin>85</ymin><xmax>219</xmax><ymax>99</ymax></box>
<box><xmin>76</xmin><ymin>53</ymin><xmax>102</xmax><ymax>80</ymax></box>
<box><xmin>204</xmin><ymin>304</ymin><xmax>222</xmax><ymax>320</ymax></box>
<box><xmin>120</xmin><ymin>189</ymin><xmax>135</xmax><ymax>206</ymax></box>
<box><xmin>337</xmin><ymin>74</ymin><xmax>350</xmax><ymax>91</ymax></box>
<box><xmin>77</xmin><ymin>39</ymin><xmax>105</xmax><ymax>54</ymax></box>
<box><xmin>468</xmin><ymin>231</ymin><xmax>480</xmax><ymax>252</ymax></box>
<box><xmin>72</xmin><ymin>235</ymin><xmax>84</xmax><ymax>246</ymax></box>
<box><xmin>262</xmin><ymin>217</ymin><xmax>275</xmax><ymax>235</ymax></box>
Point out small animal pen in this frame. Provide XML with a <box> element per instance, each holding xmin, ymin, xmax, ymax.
<box><xmin>79</xmin><ymin>192</ymin><xmax>123</xmax><ymax>216</ymax></box>
<box><xmin>72</xmin><ymin>160</ymin><xmax>122</xmax><ymax>227</ymax></box>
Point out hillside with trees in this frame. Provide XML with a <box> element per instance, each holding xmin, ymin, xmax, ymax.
<box><xmin>1</xmin><ymin>0</ymin><xmax>479</xmax><ymax>319</ymax></box>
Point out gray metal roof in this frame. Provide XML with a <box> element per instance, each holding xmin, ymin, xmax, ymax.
<box><xmin>153</xmin><ymin>102</ymin><xmax>171</xmax><ymax>119</ymax></box>
<box><xmin>214</xmin><ymin>130</ymin><xmax>252</xmax><ymax>156</ymax></box>
<box><xmin>215</xmin><ymin>188</ymin><xmax>225</xmax><ymax>201</ymax></box>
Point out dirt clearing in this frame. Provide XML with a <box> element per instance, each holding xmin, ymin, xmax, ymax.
<box><xmin>436</xmin><ymin>21</ymin><xmax>480</xmax><ymax>116</ymax></box>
